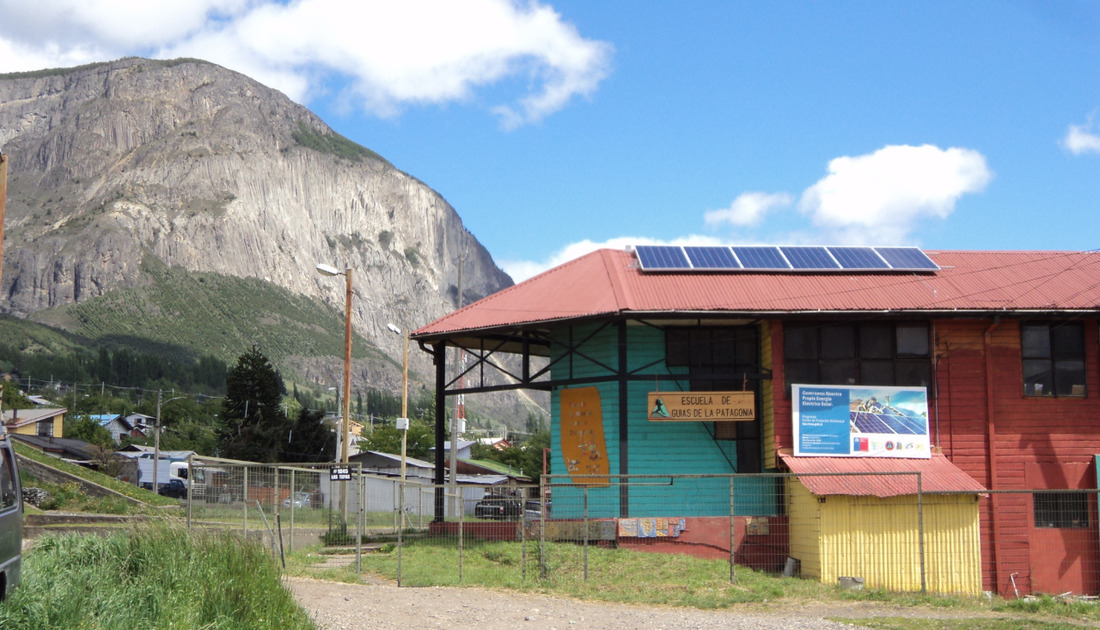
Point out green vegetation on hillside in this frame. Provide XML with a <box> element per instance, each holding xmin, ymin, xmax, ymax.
<box><xmin>14</xmin><ymin>442</ymin><xmax>179</xmax><ymax>507</ymax></box>
<box><xmin>0</xmin><ymin>524</ymin><xmax>314</xmax><ymax>629</ymax></box>
<box><xmin>30</xmin><ymin>256</ymin><xmax>378</xmax><ymax>367</ymax></box>
<box><xmin>292</xmin><ymin>121</ymin><xmax>389</xmax><ymax>164</ymax></box>
<box><xmin>0</xmin><ymin>316</ymin><xmax>227</xmax><ymax>395</ymax></box>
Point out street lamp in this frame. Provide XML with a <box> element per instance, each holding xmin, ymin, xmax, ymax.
<box><xmin>388</xmin><ymin>323</ymin><xmax>410</xmax><ymax>529</ymax></box>
<box><xmin>386</xmin><ymin>323</ymin><xmax>410</xmax><ymax>483</ymax></box>
<box><xmin>154</xmin><ymin>391</ymin><xmax>188</xmax><ymax>493</ymax></box>
<box><xmin>317</xmin><ymin>262</ymin><xmax>353</xmax><ymax>526</ymax></box>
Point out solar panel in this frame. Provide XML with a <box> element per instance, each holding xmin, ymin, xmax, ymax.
<box><xmin>684</xmin><ymin>246</ymin><xmax>740</xmax><ymax>269</ymax></box>
<box><xmin>731</xmin><ymin>246</ymin><xmax>789</xmax><ymax>269</ymax></box>
<box><xmin>633</xmin><ymin>245</ymin><xmax>939</xmax><ymax>273</ymax></box>
<box><xmin>781</xmin><ymin>246</ymin><xmax>840</xmax><ymax>269</ymax></box>
<box><xmin>828</xmin><ymin>247</ymin><xmax>889</xmax><ymax>269</ymax></box>
<box><xmin>635</xmin><ymin>245</ymin><xmax>690</xmax><ymax>270</ymax></box>
<box><xmin>852</xmin><ymin>412</ymin><xmax>893</xmax><ymax>434</ymax></box>
<box><xmin>874</xmin><ymin>247</ymin><xmax>939</xmax><ymax>270</ymax></box>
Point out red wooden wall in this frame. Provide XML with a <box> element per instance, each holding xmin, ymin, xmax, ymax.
<box><xmin>767</xmin><ymin>317</ymin><xmax>1100</xmax><ymax>596</ymax></box>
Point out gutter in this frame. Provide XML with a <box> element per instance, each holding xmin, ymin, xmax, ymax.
<box><xmin>984</xmin><ymin>317</ymin><xmax>1002</xmax><ymax>594</ymax></box>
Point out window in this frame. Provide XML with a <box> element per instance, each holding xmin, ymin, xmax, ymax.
<box><xmin>1021</xmin><ymin>322</ymin><xmax>1085</xmax><ymax>397</ymax></box>
<box><xmin>0</xmin><ymin>447</ymin><xmax>15</xmax><ymax>509</ymax></box>
<box><xmin>784</xmin><ymin>321</ymin><xmax>932</xmax><ymax>393</ymax></box>
<box><xmin>666</xmin><ymin>326</ymin><xmax>761</xmax><ymax>472</ymax></box>
<box><xmin>36</xmin><ymin>420</ymin><xmax>53</xmax><ymax>438</ymax></box>
<box><xmin>1033</xmin><ymin>491</ymin><xmax>1089</xmax><ymax>528</ymax></box>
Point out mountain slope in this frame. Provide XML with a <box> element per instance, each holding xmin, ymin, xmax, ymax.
<box><xmin>0</xmin><ymin>57</ymin><xmax>511</xmax><ymax>373</ymax></box>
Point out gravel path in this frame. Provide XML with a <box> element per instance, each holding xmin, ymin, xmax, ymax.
<box><xmin>286</xmin><ymin>576</ymin><xmax>871</xmax><ymax>630</ymax></box>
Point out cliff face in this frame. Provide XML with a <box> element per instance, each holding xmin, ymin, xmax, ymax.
<box><xmin>0</xmin><ymin>57</ymin><xmax>511</xmax><ymax>357</ymax></box>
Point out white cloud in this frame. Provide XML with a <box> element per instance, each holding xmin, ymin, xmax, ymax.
<box><xmin>704</xmin><ymin>191</ymin><xmax>793</xmax><ymax>227</ymax></box>
<box><xmin>0</xmin><ymin>0</ymin><xmax>611</xmax><ymax>128</ymax></box>
<box><xmin>506</xmin><ymin>143</ymin><xmax>992</xmax><ymax>281</ymax></box>
<box><xmin>798</xmin><ymin>144</ymin><xmax>991</xmax><ymax>244</ymax></box>
<box><xmin>500</xmin><ymin>235</ymin><xmax>725</xmax><ymax>283</ymax></box>
<box><xmin>1063</xmin><ymin>120</ymin><xmax>1100</xmax><ymax>155</ymax></box>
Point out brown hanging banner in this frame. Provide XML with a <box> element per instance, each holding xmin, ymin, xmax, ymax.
<box><xmin>647</xmin><ymin>391</ymin><xmax>755</xmax><ymax>422</ymax></box>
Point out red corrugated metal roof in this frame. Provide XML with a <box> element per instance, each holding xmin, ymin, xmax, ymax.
<box><xmin>415</xmin><ymin>249</ymin><xmax>1100</xmax><ymax>338</ymax></box>
<box><xmin>778</xmin><ymin>450</ymin><xmax>986</xmax><ymax>497</ymax></box>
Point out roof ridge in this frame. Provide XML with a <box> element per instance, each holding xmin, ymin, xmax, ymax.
<box><xmin>599</xmin><ymin>249</ymin><xmax>633</xmax><ymax>312</ymax></box>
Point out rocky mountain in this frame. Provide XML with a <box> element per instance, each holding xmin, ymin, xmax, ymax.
<box><xmin>0</xmin><ymin>57</ymin><xmax>521</xmax><ymax>414</ymax></box>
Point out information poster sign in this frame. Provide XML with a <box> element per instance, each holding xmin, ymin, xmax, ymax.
<box><xmin>792</xmin><ymin>384</ymin><xmax>930</xmax><ymax>458</ymax></box>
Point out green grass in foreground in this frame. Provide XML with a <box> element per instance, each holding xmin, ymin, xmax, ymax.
<box><xmin>0</xmin><ymin>523</ymin><xmax>314</xmax><ymax>630</ymax></box>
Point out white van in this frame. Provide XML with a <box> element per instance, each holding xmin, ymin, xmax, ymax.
<box><xmin>0</xmin><ymin>426</ymin><xmax>22</xmax><ymax>599</ymax></box>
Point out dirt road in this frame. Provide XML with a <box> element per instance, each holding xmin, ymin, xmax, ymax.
<box><xmin>286</xmin><ymin>576</ymin><xmax>874</xmax><ymax>630</ymax></box>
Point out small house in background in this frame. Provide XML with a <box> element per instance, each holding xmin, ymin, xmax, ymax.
<box><xmin>9</xmin><ymin>433</ymin><xmax>101</xmax><ymax>463</ymax></box>
<box><xmin>2</xmin><ymin>407</ymin><xmax>66</xmax><ymax>439</ymax></box>
<box><xmin>477</xmin><ymin>437</ymin><xmax>512</xmax><ymax>451</ymax></box>
<box><xmin>124</xmin><ymin>413</ymin><xmax>154</xmax><ymax>436</ymax></box>
<box><xmin>90</xmin><ymin>414</ymin><xmax>144</xmax><ymax>444</ymax></box>
<box><xmin>431</xmin><ymin>439</ymin><xmax>477</xmax><ymax>460</ymax></box>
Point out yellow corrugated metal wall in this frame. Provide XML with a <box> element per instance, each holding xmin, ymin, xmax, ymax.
<box><xmin>761</xmin><ymin>321</ymin><xmax>776</xmax><ymax>470</ymax></box>
<box><xmin>787</xmin><ymin>480</ymin><xmax>982</xmax><ymax>594</ymax></box>
<box><xmin>786</xmin><ymin>479</ymin><xmax>823</xmax><ymax>579</ymax></box>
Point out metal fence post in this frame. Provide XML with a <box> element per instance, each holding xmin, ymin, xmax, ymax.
<box><xmin>288</xmin><ymin>469</ymin><xmax>295</xmax><ymax>553</ymax></box>
<box><xmin>397</xmin><ymin>477</ymin><xmax>404</xmax><ymax>586</ymax></box>
<box><xmin>917</xmin><ymin>472</ymin><xmax>926</xmax><ymax>594</ymax></box>
<box><xmin>583</xmin><ymin>485</ymin><xmax>590</xmax><ymax>582</ymax></box>
<box><xmin>729</xmin><ymin>474</ymin><xmax>736</xmax><ymax>585</ymax></box>
<box><xmin>357</xmin><ymin>463</ymin><xmax>363</xmax><ymax>574</ymax></box>
<box><xmin>458</xmin><ymin>484</ymin><xmax>465</xmax><ymax>583</ymax></box>
<box><xmin>540</xmin><ymin>479</ymin><xmax>548</xmax><ymax>579</ymax></box>
<box><xmin>186</xmin><ymin>454</ymin><xmax>193</xmax><ymax>529</ymax></box>
<box><xmin>243</xmin><ymin>465</ymin><xmax>249</xmax><ymax>535</ymax></box>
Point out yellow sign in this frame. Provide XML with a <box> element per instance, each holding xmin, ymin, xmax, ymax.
<box><xmin>560</xmin><ymin>387</ymin><xmax>609</xmax><ymax>486</ymax></box>
<box><xmin>647</xmin><ymin>391</ymin><xmax>755</xmax><ymax>422</ymax></box>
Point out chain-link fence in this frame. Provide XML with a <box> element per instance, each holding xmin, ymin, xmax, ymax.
<box><xmin>183</xmin><ymin>459</ymin><xmax>1100</xmax><ymax>597</ymax></box>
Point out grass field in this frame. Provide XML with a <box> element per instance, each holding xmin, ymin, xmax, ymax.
<box><xmin>0</xmin><ymin>524</ymin><xmax>315</xmax><ymax>629</ymax></box>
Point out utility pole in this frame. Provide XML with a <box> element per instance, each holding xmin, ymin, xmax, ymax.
<box><xmin>449</xmin><ymin>247</ymin><xmax>468</xmax><ymax>517</ymax></box>
<box><xmin>155</xmin><ymin>390</ymin><xmax>162</xmax><ymax>493</ymax></box>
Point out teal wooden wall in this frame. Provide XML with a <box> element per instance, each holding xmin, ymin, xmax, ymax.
<box><xmin>549</xmin><ymin>322</ymin><xmax>777</xmax><ymax>519</ymax></box>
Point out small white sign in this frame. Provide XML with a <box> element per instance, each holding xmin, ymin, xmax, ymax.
<box><xmin>396</xmin><ymin>417</ymin><xmax>409</xmax><ymax>431</ymax></box>
<box><xmin>330</xmin><ymin>466</ymin><xmax>351</xmax><ymax>481</ymax></box>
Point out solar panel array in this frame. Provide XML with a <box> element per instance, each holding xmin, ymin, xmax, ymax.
<box><xmin>851</xmin><ymin>410</ymin><xmax>927</xmax><ymax>435</ymax></box>
<box><xmin>634</xmin><ymin>245</ymin><xmax>938</xmax><ymax>273</ymax></box>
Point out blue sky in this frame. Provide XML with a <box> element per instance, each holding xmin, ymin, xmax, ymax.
<box><xmin>2</xmin><ymin>1</ymin><xmax>1099</xmax><ymax>281</ymax></box>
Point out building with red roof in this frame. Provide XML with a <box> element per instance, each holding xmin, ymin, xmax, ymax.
<box><xmin>413</xmin><ymin>246</ymin><xmax>1100</xmax><ymax>596</ymax></box>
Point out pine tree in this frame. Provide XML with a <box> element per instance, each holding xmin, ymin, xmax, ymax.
<box><xmin>217</xmin><ymin>347</ymin><xmax>290</xmax><ymax>462</ymax></box>
<box><xmin>283</xmin><ymin>408</ymin><xmax>336</xmax><ymax>462</ymax></box>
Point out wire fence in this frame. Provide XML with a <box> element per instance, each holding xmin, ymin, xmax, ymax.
<box><xmin>183</xmin><ymin>461</ymin><xmax>1100</xmax><ymax>597</ymax></box>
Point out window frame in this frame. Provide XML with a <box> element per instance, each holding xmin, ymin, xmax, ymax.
<box><xmin>1020</xmin><ymin>322</ymin><xmax>1086</xmax><ymax>398</ymax></box>
<box><xmin>1033</xmin><ymin>490</ymin><xmax>1090</xmax><ymax>529</ymax></box>
<box><xmin>665</xmin><ymin>326</ymin><xmax>762</xmax><ymax>473</ymax></box>
<box><xmin>783</xmin><ymin>321</ymin><xmax>933</xmax><ymax>395</ymax></box>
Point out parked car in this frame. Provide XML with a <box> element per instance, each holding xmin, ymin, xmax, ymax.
<box><xmin>523</xmin><ymin>500</ymin><xmax>550</xmax><ymax>521</ymax></box>
<box><xmin>282</xmin><ymin>492</ymin><xmax>314</xmax><ymax>509</ymax></box>
<box><xmin>0</xmin><ymin>426</ymin><xmax>22</xmax><ymax>601</ymax></box>
<box><xmin>474</xmin><ymin>496</ymin><xmax>522</xmax><ymax>520</ymax></box>
<box><xmin>158</xmin><ymin>479</ymin><xmax>187</xmax><ymax>499</ymax></box>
